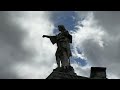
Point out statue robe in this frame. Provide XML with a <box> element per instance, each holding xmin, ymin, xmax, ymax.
<box><xmin>49</xmin><ymin>31</ymin><xmax>72</xmax><ymax>67</ymax></box>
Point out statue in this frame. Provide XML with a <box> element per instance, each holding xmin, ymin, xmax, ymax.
<box><xmin>42</xmin><ymin>25</ymin><xmax>72</xmax><ymax>69</ymax></box>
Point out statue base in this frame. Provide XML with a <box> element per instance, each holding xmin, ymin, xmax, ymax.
<box><xmin>53</xmin><ymin>66</ymin><xmax>77</xmax><ymax>75</ymax></box>
<box><xmin>46</xmin><ymin>66</ymin><xmax>107</xmax><ymax>79</ymax></box>
<box><xmin>46</xmin><ymin>66</ymin><xmax>89</xmax><ymax>79</ymax></box>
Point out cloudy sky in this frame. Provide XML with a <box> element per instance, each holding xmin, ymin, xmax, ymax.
<box><xmin>0</xmin><ymin>11</ymin><xmax>120</xmax><ymax>79</ymax></box>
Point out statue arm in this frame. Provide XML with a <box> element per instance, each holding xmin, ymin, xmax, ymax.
<box><xmin>42</xmin><ymin>35</ymin><xmax>57</xmax><ymax>44</ymax></box>
<box><xmin>42</xmin><ymin>35</ymin><xmax>51</xmax><ymax>38</ymax></box>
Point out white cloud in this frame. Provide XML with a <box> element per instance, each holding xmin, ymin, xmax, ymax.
<box><xmin>71</xmin><ymin>63</ymin><xmax>90</xmax><ymax>78</ymax></box>
<box><xmin>9</xmin><ymin>11</ymin><xmax>57</xmax><ymax>79</ymax></box>
<box><xmin>72</xmin><ymin>11</ymin><xmax>120</xmax><ymax>79</ymax></box>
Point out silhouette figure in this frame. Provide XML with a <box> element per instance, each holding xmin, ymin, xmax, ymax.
<box><xmin>43</xmin><ymin>25</ymin><xmax>72</xmax><ymax>69</ymax></box>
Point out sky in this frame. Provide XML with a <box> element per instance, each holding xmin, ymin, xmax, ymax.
<box><xmin>0</xmin><ymin>11</ymin><xmax>120</xmax><ymax>79</ymax></box>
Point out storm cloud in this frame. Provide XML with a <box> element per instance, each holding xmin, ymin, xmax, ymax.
<box><xmin>0</xmin><ymin>11</ymin><xmax>32</xmax><ymax>78</ymax></box>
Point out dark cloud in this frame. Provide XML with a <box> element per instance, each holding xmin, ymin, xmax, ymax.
<box><xmin>0</xmin><ymin>11</ymin><xmax>33</xmax><ymax>79</ymax></box>
<box><xmin>94</xmin><ymin>11</ymin><xmax>120</xmax><ymax>35</ymax></box>
<box><xmin>82</xmin><ymin>39</ymin><xmax>103</xmax><ymax>66</ymax></box>
<box><xmin>0</xmin><ymin>12</ymin><xmax>26</xmax><ymax>48</ymax></box>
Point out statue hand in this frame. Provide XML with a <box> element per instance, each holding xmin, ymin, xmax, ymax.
<box><xmin>42</xmin><ymin>35</ymin><xmax>46</xmax><ymax>38</ymax></box>
<box><xmin>42</xmin><ymin>35</ymin><xmax>50</xmax><ymax>38</ymax></box>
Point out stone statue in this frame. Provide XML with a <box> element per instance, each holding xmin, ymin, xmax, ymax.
<box><xmin>42</xmin><ymin>25</ymin><xmax>72</xmax><ymax>69</ymax></box>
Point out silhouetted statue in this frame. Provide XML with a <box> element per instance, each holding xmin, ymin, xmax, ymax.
<box><xmin>43</xmin><ymin>25</ymin><xmax>72</xmax><ymax>69</ymax></box>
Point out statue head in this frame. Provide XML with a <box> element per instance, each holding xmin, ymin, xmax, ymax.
<box><xmin>58</xmin><ymin>25</ymin><xmax>66</xmax><ymax>32</ymax></box>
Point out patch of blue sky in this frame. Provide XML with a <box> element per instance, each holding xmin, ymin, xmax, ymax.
<box><xmin>51</xmin><ymin>11</ymin><xmax>87</xmax><ymax>67</ymax></box>
<box><xmin>51</xmin><ymin>11</ymin><xmax>78</xmax><ymax>34</ymax></box>
<box><xmin>70</xmin><ymin>57</ymin><xmax>87</xmax><ymax>67</ymax></box>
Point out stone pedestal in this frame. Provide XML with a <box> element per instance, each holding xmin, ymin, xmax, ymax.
<box><xmin>46</xmin><ymin>66</ymin><xmax>107</xmax><ymax>79</ymax></box>
<box><xmin>46</xmin><ymin>66</ymin><xmax>89</xmax><ymax>79</ymax></box>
